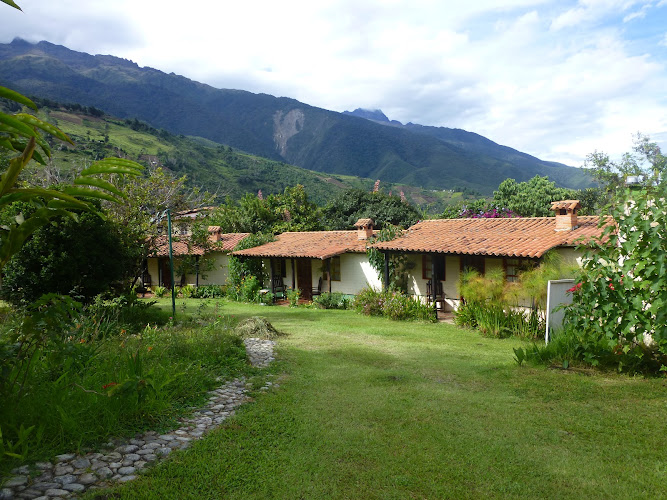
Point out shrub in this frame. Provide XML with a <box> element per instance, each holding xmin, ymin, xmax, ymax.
<box><xmin>313</xmin><ymin>292</ymin><xmax>349</xmax><ymax>310</ymax></box>
<box><xmin>353</xmin><ymin>287</ymin><xmax>436</xmax><ymax>322</ymax></box>
<box><xmin>190</xmin><ymin>285</ymin><xmax>225</xmax><ymax>299</ymax></box>
<box><xmin>0</xmin><ymin>211</ymin><xmax>134</xmax><ymax>305</ymax></box>
<box><xmin>286</xmin><ymin>289</ymin><xmax>301</xmax><ymax>307</ymax></box>
<box><xmin>180</xmin><ymin>284</ymin><xmax>195</xmax><ymax>298</ymax></box>
<box><xmin>152</xmin><ymin>285</ymin><xmax>167</xmax><ymax>298</ymax></box>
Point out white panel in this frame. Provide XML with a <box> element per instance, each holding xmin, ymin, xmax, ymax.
<box><xmin>546</xmin><ymin>279</ymin><xmax>576</xmax><ymax>343</ymax></box>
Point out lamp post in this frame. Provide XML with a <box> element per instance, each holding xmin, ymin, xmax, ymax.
<box><xmin>167</xmin><ymin>209</ymin><xmax>176</xmax><ymax>318</ymax></box>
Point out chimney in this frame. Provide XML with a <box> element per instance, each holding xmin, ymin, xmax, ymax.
<box><xmin>550</xmin><ymin>200</ymin><xmax>581</xmax><ymax>231</ymax></box>
<box><xmin>207</xmin><ymin>225</ymin><xmax>222</xmax><ymax>242</ymax></box>
<box><xmin>354</xmin><ymin>218</ymin><xmax>374</xmax><ymax>240</ymax></box>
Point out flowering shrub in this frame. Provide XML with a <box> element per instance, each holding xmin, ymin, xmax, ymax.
<box><xmin>560</xmin><ymin>164</ymin><xmax>667</xmax><ymax>373</ymax></box>
<box><xmin>353</xmin><ymin>287</ymin><xmax>435</xmax><ymax>322</ymax></box>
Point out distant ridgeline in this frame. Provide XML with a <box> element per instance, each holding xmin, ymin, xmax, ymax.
<box><xmin>0</xmin><ymin>96</ymin><xmax>476</xmax><ymax>211</ymax></box>
<box><xmin>0</xmin><ymin>39</ymin><xmax>593</xmax><ymax>195</ymax></box>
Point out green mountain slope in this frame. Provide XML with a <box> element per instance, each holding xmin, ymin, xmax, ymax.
<box><xmin>12</xmin><ymin>103</ymin><xmax>464</xmax><ymax>210</ymax></box>
<box><xmin>0</xmin><ymin>39</ymin><xmax>592</xmax><ymax>194</ymax></box>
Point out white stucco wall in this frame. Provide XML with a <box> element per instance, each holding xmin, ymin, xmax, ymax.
<box><xmin>145</xmin><ymin>258</ymin><xmax>159</xmax><ymax>287</ymax></box>
<box><xmin>308</xmin><ymin>253</ymin><xmax>381</xmax><ymax>294</ymax></box>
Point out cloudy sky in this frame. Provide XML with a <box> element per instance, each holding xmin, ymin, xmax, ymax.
<box><xmin>1</xmin><ymin>0</ymin><xmax>666</xmax><ymax>166</ymax></box>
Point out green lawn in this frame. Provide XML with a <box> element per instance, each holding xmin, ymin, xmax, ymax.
<box><xmin>94</xmin><ymin>300</ymin><xmax>667</xmax><ymax>499</ymax></box>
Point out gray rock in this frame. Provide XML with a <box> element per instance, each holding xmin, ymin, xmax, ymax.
<box><xmin>143</xmin><ymin>454</ymin><xmax>157</xmax><ymax>462</ymax></box>
<box><xmin>104</xmin><ymin>452</ymin><xmax>122</xmax><ymax>461</ymax></box>
<box><xmin>156</xmin><ymin>447</ymin><xmax>171</xmax><ymax>456</ymax></box>
<box><xmin>134</xmin><ymin>461</ymin><xmax>147</xmax><ymax>470</ymax></box>
<box><xmin>10</xmin><ymin>466</ymin><xmax>30</xmax><ymax>476</ymax></box>
<box><xmin>55</xmin><ymin>454</ymin><xmax>75</xmax><ymax>462</ymax></box>
<box><xmin>117</xmin><ymin>475</ymin><xmax>137</xmax><ymax>483</ymax></box>
<box><xmin>54</xmin><ymin>474</ymin><xmax>76</xmax><ymax>485</ymax></box>
<box><xmin>90</xmin><ymin>460</ymin><xmax>108</xmax><ymax>470</ymax></box>
<box><xmin>71</xmin><ymin>457</ymin><xmax>91</xmax><ymax>469</ymax></box>
<box><xmin>53</xmin><ymin>465</ymin><xmax>73</xmax><ymax>476</ymax></box>
<box><xmin>62</xmin><ymin>483</ymin><xmax>85</xmax><ymax>492</ymax></box>
<box><xmin>34</xmin><ymin>462</ymin><xmax>52</xmax><ymax>471</ymax></box>
<box><xmin>0</xmin><ymin>488</ymin><xmax>12</xmax><ymax>500</ymax></box>
<box><xmin>2</xmin><ymin>477</ymin><xmax>27</xmax><ymax>488</ymax></box>
<box><xmin>142</xmin><ymin>442</ymin><xmax>162</xmax><ymax>450</ymax></box>
<box><xmin>29</xmin><ymin>482</ymin><xmax>58</xmax><ymax>491</ymax></box>
<box><xmin>124</xmin><ymin>453</ymin><xmax>140</xmax><ymax>462</ymax></box>
<box><xmin>118</xmin><ymin>467</ymin><xmax>135</xmax><ymax>475</ymax></box>
<box><xmin>44</xmin><ymin>490</ymin><xmax>68</xmax><ymax>498</ymax></box>
<box><xmin>17</xmin><ymin>489</ymin><xmax>42</xmax><ymax>499</ymax></box>
<box><xmin>109</xmin><ymin>462</ymin><xmax>122</xmax><ymax>469</ymax></box>
<box><xmin>78</xmin><ymin>473</ymin><xmax>97</xmax><ymax>485</ymax></box>
<box><xmin>115</xmin><ymin>444</ymin><xmax>139</xmax><ymax>454</ymax></box>
<box><xmin>95</xmin><ymin>467</ymin><xmax>113</xmax><ymax>479</ymax></box>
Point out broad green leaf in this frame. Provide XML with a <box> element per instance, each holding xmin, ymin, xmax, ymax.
<box><xmin>0</xmin><ymin>111</ymin><xmax>38</xmax><ymax>139</ymax></box>
<box><xmin>81</xmin><ymin>158</ymin><xmax>143</xmax><ymax>176</ymax></box>
<box><xmin>0</xmin><ymin>0</ymin><xmax>22</xmax><ymax>11</ymax></box>
<box><xmin>0</xmin><ymin>143</ymin><xmax>34</xmax><ymax>197</ymax></box>
<box><xmin>73</xmin><ymin>177</ymin><xmax>124</xmax><ymax>198</ymax></box>
<box><xmin>81</xmin><ymin>164</ymin><xmax>143</xmax><ymax>176</ymax></box>
<box><xmin>15</xmin><ymin>113</ymin><xmax>73</xmax><ymax>145</ymax></box>
<box><xmin>61</xmin><ymin>186</ymin><xmax>121</xmax><ymax>204</ymax></box>
<box><xmin>0</xmin><ymin>85</ymin><xmax>34</xmax><ymax>109</ymax></box>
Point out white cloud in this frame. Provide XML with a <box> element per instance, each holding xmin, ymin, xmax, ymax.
<box><xmin>0</xmin><ymin>0</ymin><xmax>665</xmax><ymax>166</ymax></box>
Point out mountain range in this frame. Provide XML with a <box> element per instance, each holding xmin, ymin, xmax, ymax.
<box><xmin>0</xmin><ymin>39</ymin><xmax>592</xmax><ymax>194</ymax></box>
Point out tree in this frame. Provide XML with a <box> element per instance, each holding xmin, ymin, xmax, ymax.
<box><xmin>0</xmin><ymin>86</ymin><xmax>143</xmax><ymax>270</ymax></box>
<box><xmin>1</xmin><ymin>209</ymin><xmax>134</xmax><ymax>305</ymax></box>
<box><xmin>563</xmin><ymin>136</ymin><xmax>667</xmax><ymax>373</ymax></box>
<box><xmin>323</xmin><ymin>189</ymin><xmax>421</xmax><ymax>230</ymax></box>
<box><xmin>208</xmin><ymin>184</ymin><xmax>323</xmax><ymax>234</ymax></box>
<box><xmin>103</xmin><ymin>166</ymin><xmax>212</xmax><ymax>284</ymax></box>
<box><xmin>492</xmin><ymin>176</ymin><xmax>576</xmax><ymax>217</ymax></box>
<box><xmin>585</xmin><ymin>133</ymin><xmax>667</xmax><ymax>203</ymax></box>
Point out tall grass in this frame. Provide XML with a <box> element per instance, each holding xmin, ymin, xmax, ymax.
<box><xmin>0</xmin><ymin>297</ymin><xmax>248</xmax><ymax>477</ymax></box>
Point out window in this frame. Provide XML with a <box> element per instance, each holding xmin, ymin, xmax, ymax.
<box><xmin>504</xmin><ymin>258</ymin><xmax>535</xmax><ymax>282</ymax></box>
<box><xmin>422</xmin><ymin>254</ymin><xmax>445</xmax><ymax>281</ymax></box>
<box><xmin>461</xmin><ymin>255</ymin><xmax>485</xmax><ymax>275</ymax></box>
<box><xmin>325</xmin><ymin>256</ymin><xmax>341</xmax><ymax>281</ymax></box>
<box><xmin>271</xmin><ymin>258</ymin><xmax>287</xmax><ymax>278</ymax></box>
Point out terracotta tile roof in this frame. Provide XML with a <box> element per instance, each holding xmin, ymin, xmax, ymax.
<box><xmin>152</xmin><ymin>232</ymin><xmax>251</xmax><ymax>257</ymax></box>
<box><xmin>371</xmin><ymin>216</ymin><xmax>612</xmax><ymax>259</ymax></box>
<box><xmin>214</xmin><ymin>232</ymin><xmax>252</xmax><ymax>252</ymax></box>
<box><xmin>152</xmin><ymin>235</ymin><xmax>205</xmax><ymax>257</ymax></box>
<box><xmin>232</xmin><ymin>230</ymin><xmax>377</xmax><ymax>260</ymax></box>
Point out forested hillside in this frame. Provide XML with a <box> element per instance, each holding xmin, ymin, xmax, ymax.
<box><xmin>0</xmin><ymin>39</ymin><xmax>592</xmax><ymax>194</ymax></box>
<box><xmin>7</xmin><ymin>99</ymin><xmax>470</xmax><ymax>210</ymax></box>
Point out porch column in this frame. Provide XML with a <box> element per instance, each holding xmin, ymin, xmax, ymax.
<box><xmin>291</xmin><ymin>258</ymin><xmax>296</xmax><ymax>290</ymax></box>
<box><xmin>431</xmin><ymin>256</ymin><xmax>437</xmax><ymax>317</ymax></box>
<box><xmin>195</xmin><ymin>255</ymin><xmax>200</xmax><ymax>287</ymax></box>
<box><xmin>383</xmin><ymin>251</ymin><xmax>390</xmax><ymax>290</ymax></box>
<box><xmin>269</xmin><ymin>257</ymin><xmax>275</xmax><ymax>292</ymax></box>
<box><xmin>327</xmin><ymin>259</ymin><xmax>332</xmax><ymax>293</ymax></box>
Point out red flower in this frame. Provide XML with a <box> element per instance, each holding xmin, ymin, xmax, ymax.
<box><xmin>102</xmin><ymin>382</ymin><xmax>118</xmax><ymax>390</ymax></box>
<box><xmin>567</xmin><ymin>283</ymin><xmax>582</xmax><ymax>293</ymax></box>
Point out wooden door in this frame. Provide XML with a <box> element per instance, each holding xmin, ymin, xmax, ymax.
<box><xmin>160</xmin><ymin>258</ymin><xmax>172</xmax><ymax>289</ymax></box>
<box><xmin>296</xmin><ymin>259</ymin><xmax>312</xmax><ymax>301</ymax></box>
